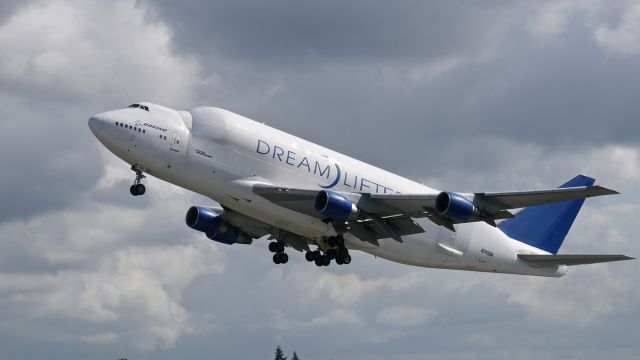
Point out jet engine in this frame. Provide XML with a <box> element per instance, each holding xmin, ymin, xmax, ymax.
<box><xmin>185</xmin><ymin>206</ymin><xmax>252</xmax><ymax>245</ymax></box>
<box><xmin>314</xmin><ymin>190</ymin><xmax>359</xmax><ymax>220</ymax></box>
<box><xmin>435</xmin><ymin>192</ymin><xmax>479</xmax><ymax>221</ymax></box>
<box><xmin>186</xmin><ymin>206</ymin><xmax>223</xmax><ymax>233</ymax></box>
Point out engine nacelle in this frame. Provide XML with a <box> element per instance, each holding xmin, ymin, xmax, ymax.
<box><xmin>435</xmin><ymin>192</ymin><xmax>478</xmax><ymax>221</ymax></box>
<box><xmin>185</xmin><ymin>206</ymin><xmax>223</xmax><ymax>233</ymax></box>
<box><xmin>185</xmin><ymin>206</ymin><xmax>252</xmax><ymax>245</ymax></box>
<box><xmin>314</xmin><ymin>190</ymin><xmax>359</xmax><ymax>220</ymax></box>
<box><xmin>206</xmin><ymin>228</ymin><xmax>252</xmax><ymax>245</ymax></box>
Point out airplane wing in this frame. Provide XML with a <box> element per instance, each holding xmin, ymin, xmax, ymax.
<box><xmin>253</xmin><ymin>184</ymin><xmax>424</xmax><ymax>244</ymax></box>
<box><xmin>365</xmin><ymin>184</ymin><xmax>616</xmax><ymax>230</ymax></box>
<box><xmin>518</xmin><ymin>254</ymin><xmax>634</xmax><ymax>266</ymax></box>
<box><xmin>369</xmin><ymin>185</ymin><xmax>617</xmax><ymax>215</ymax></box>
<box><xmin>252</xmin><ymin>181</ymin><xmax>618</xmax><ymax>239</ymax></box>
<box><xmin>473</xmin><ymin>185</ymin><xmax>618</xmax><ymax>211</ymax></box>
<box><xmin>252</xmin><ymin>184</ymin><xmax>319</xmax><ymax>217</ymax></box>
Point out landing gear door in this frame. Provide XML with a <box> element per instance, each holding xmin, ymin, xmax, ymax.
<box><xmin>170</xmin><ymin>132</ymin><xmax>181</xmax><ymax>153</ymax></box>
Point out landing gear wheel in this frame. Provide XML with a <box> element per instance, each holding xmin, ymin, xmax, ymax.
<box><xmin>270</xmin><ymin>242</ymin><xmax>288</xmax><ymax>264</ymax></box>
<box><xmin>343</xmin><ymin>254</ymin><xmax>352</xmax><ymax>264</ymax></box>
<box><xmin>134</xmin><ymin>183</ymin><xmax>145</xmax><ymax>196</ymax></box>
<box><xmin>130</xmin><ymin>164</ymin><xmax>147</xmax><ymax>196</ymax></box>
<box><xmin>305</xmin><ymin>251</ymin><xmax>314</xmax><ymax>262</ymax></box>
<box><xmin>269</xmin><ymin>242</ymin><xmax>285</xmax><ymax>254</ymax></box>
<box><xmin>322</xmin><ymin>255</ymin><xmax>331</xmax><ymax>266</ymax></box>
<box><xmin>272</xmin><ymin>253</ymin><xmax>288</xmax><ymax>264</ymax></box>
<box><xmin>336</xmin><ymin>257</ymin><xmax>345</xmax><ymax>265</ymax></box>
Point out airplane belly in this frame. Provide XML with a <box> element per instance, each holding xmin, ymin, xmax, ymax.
<box><xmin>359</xmin><ymin>232</ymin><xmax>447</xmax><ymax>267</ymax></box>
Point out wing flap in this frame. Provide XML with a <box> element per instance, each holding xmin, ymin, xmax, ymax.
<box><xmin>356</xmin><ymin>215</ymin><xmax>425</xmax><ymax>242</ymax></box>
<box><xmin>518</xmin><ymin>254</ymin><xmax>634</xmax><ymax>266</ymax></box>
<box><xmin>367</xmin><ymin>193</ymin><xmax>438</xmax><ymax>214</ymax></box>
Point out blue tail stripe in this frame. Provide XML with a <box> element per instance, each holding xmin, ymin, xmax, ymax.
<box><xmin>498</xmin><ymin>175</ymin><xmax>595</xmax><ymax>254</ymax></box>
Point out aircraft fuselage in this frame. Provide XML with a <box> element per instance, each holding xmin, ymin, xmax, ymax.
<box><xmin>89</xmin><ymin>103</ymin><xmax>568</xmax><ymax>277</ymax></box>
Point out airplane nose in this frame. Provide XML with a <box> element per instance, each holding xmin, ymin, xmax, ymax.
<box><xmin>88</xmin><ymin>114</ymin><xmax>105</xmax><ymax>135</ymax></box>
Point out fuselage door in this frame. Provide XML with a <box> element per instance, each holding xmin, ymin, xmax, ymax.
<box><xmin>170</xmin><ymin>132</ymin><xmax>181</xmax><ymax>153</ymax></box>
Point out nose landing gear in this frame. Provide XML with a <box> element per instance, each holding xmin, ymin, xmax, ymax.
<box><xmin>129</xmin><ymin>164</ymin><xmax>146</xmax><ymax>196</ymax></box>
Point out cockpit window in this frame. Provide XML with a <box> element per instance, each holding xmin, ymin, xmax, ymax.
<box><xmin>127</xmin><ymin>104</ymin><xmax>149</xmax><ymax>111</ymax></box>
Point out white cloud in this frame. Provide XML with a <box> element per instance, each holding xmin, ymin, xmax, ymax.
<box><xmin>302</xmin><ymin>271</ymin><xmax>423</xmax><ymax>306</ymax></box>
<box><xmin>0</xmin><ymin>243</ymin><xmax>222</xmax><ymax>350</ymax></box>
<box><xmin>375</xmin><ymin>305</ymin><xmax>435</xmax><ymax>327</ymax></box>
<box><xmin>528</xmin><ymin>2</ymin><xmax>574</xmax><ymax>40</ymax></box>
<box><xmin>0</xmin><ymin>176</ymin><xmax>225</xmax><ymax>349</ymax></box>
<box><xmin>595</xmin><ymin>0</ymin><xmax>640</xmax><ymax>55</ymax></box>
<box><xmin>527</xmin><ymin>0</ymin><xmax>602</xmax><ymax>40</ymax></box>
<box><xmin>491</xmin><ymin>262</ymin><xmax>637</xmax><ymax>327</ymax></box>
<box><xmin>577</xmin><ymin>145</ymin><xmax>640</xmax><ymax>185</ymax></box>
<box><xmin>305</xmin><ymin>309</ymin><xmax>365</xmax><ymax>328</ymax></box>
<box><xmin>406</xmin><ymin>57</ymin><xmax>464</xmax><ymax>84</ymax></box>
<box><xmin>0</xmin><ymin>0</ymin><xmax>200</xmax><ymax>107</ymax></box>
<box><xmin>420</xmin><ymin>139</ymin><xmax>640</xmax><ymax>194</ymax></box>
<box><xmin>0</xmin><ymin>0</ymin><xmax>214</xmax><ymax>352</ymax></box>
<box><xmin>0</xmin><ymin>1</ymin><xmax>639</xmax><ymax>359</ymax></box>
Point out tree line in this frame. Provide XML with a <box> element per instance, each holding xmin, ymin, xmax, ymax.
<box><xmin>274</xmin><ymin>345</ymin><xmax>301</xmax><ymax>360</ymax></box>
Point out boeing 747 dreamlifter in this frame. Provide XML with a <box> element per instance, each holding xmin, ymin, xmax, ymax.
<box><xmin>88</xmin><ymin>103</ymin><xmax>633</xmax><ymax>277</ymax></box>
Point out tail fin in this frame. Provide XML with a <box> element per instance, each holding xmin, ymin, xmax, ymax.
<box><xmin>498</xmin><ymin>175</ymin><xmax>595</xmax><ymax>254</ymax></box>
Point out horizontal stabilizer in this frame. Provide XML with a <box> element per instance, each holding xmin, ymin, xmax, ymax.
<box><xmin>518</xmin><ymin>254</ymin><xmax>634</xmax><ymax>266</ymax></box>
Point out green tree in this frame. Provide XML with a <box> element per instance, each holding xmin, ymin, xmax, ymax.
<box><xmin>291</xmin><ymin>351</ymin><xmax>301</xmax><ymax>360</ymax></box>
<box><xmin>274</xmin><ymin>345</ymin><xmax>287</xmax><ymax>360</ymax></box>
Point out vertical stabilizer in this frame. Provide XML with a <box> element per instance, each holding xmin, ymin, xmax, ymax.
<box><xmin>498</xmin><ymin>175</ymin><xmax>595</xmax><ymax>254</ymax></box>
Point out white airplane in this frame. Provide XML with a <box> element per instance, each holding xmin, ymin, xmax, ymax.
<box><xmin>88</xmin><ymin>102</ymin><xmax>633</xmax><ymax>277</ymax></box>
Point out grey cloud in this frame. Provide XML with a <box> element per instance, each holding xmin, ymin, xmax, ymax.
<box><xmin>0</xmin><ymin>0</ymin><xmax>23</xmax><ymax>23</ymax></box>
<box><xmin>0</xmin><ymin>0</ymin><xmax>201</xmax><ymax>222</ymax></box>
<box><xmin>147</xmin><ymin>0</ymin><xmax>640</xmax><ymax>183</ymax></box>
<box><xmin>0</xmin><ymin>100</ymin><xmax>104</xmax><ymax>223</ymax></box>
<box><xmin>148</xmin><ymin>0</ymin><xmax>512</xmax><ymax>64</ymax></box>
<box><xmin>1</xmin><ymin>1</ymin><xmax>639</xmax><ymax>360</ymax></box>
<box><xmin>90</xmin><ymin>179</ymin><xmax>154</xmax><ymax>209</ymax></box>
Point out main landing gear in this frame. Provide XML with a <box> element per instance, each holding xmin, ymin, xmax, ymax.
<box><xmin>269</xmin><ymin>241</ymin><xmax>289</xmax><ymax>264</ymax></box>
<box><xmin>269</xmin><ymin>236</ymin><xmax>351</xmax><ymax>266</ymax></box>
<box><xmin>304</xmin><ymin>236</ymin><xmax>351</xmax><ymax>267</ymax></box>
<box><xmin>129</xmin><ymin>164</ymin><xmax>146</xmax><ymax>196</ymax></box>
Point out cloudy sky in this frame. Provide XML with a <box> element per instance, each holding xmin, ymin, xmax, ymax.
<box><xmin>1</xmin><ymin>0</ymin><xmax>639</xmax><ymax>359</ymax></box>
